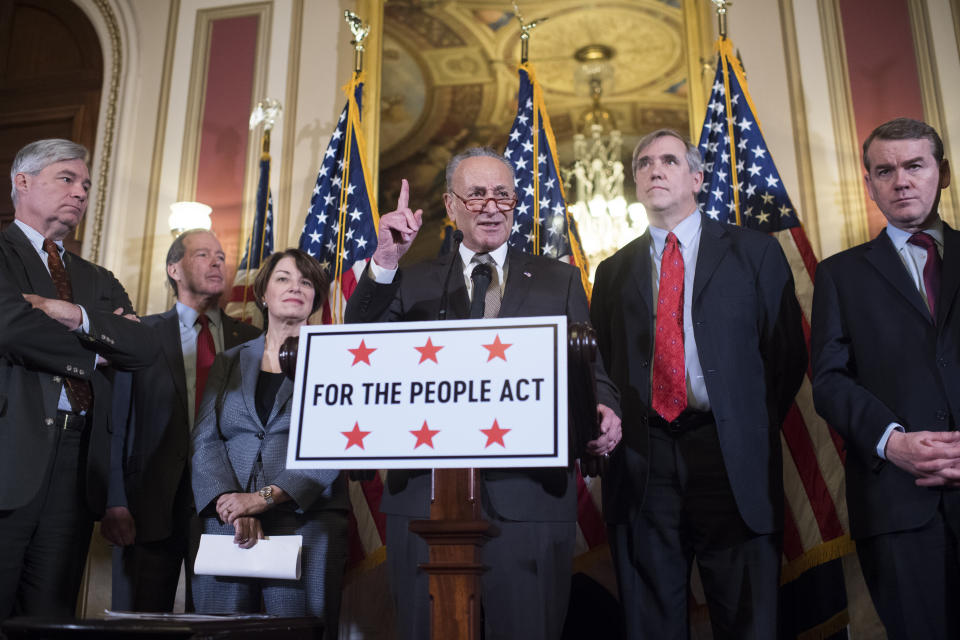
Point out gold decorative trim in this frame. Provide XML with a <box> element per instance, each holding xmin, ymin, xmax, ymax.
<box><xmin>952</xmin><ymin>0</ymin><xmax>960</xmax><ymax>60</ymax></box>
<box><xmin>277</xmin><ymin>0</ymin><xmax>304</xmax><ymax>247</ymax></box>
<box><xmin>88</xmin><ymin>0</ymin><xmax>122</xmax><ymax>265</ymax></box>
<box><xmin>179</xmin><ymin>12</ymin><xmax>212</xmax><ymax>202</ymax></box>
<box><xmin>816</xmin><ymin>0</ymin><xmax>869</xmax><ymax>248</ymax></box>
<box><xmin>908</xmin><ymin>0</ymin><xmax>958</xmax><ymax>228</ymax></box>
<box><xmin>360</xmin><ymin>0</ymin><xmax>384</xmax><ymax>196</ymax></box>
<box><xmin>681</xmin><ymin>0</ymin><xmax>714</xmax><ymax>142</ymax></box>
<box><xmin>136</xmin><ymin>0</ymin><xmax>180</xmax><ymax>313</ymax></box>
<box><xmin>179</xmin><ymin>2</ymin><xmax>273</xmax><ymax>251</ymax></box>
<box><xmin>778</xmin><ymin>0</ymin><xmax>821</xmax><ymax>258</ymax></box>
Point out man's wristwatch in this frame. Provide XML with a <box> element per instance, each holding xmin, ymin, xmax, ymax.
<box><xmin>258</xmin><ymin>485</ymin><xmax>274</xmax><ymax>505</ymax></box>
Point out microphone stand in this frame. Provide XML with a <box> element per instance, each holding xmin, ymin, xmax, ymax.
<box><xmin>437</xmin><ymin>230</ymin><xmax>464</xmax><ymax>320</ymax></box>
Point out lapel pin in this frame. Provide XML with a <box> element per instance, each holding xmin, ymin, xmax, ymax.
<box><xmin>523</xmin><ymin>271</ymin><xmax>532</xmax><ymax>278</ymax></box>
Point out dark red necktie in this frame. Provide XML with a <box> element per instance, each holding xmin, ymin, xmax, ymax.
<box><xmin>908</xmin><ymin>232</ymin><xmax>941</xmax><ymax>319</ymax></box>
<box><xmin>43</xmin><ymin>238</ymin><xmax>93</xmax><ymax>412</ymax></box>
<box><xmin>652</xmin><ymin>232</ymin><xmax>687</xmax><ymax>422</ymax></box>
<box><xmin>195</xmin><ymin>314</ymin><xmax>216</xmax><ymax>414</ymax></box>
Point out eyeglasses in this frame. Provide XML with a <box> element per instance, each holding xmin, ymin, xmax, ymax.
<box><xmin>449</xmin><ymin>191</ymin><xmax>517</xmax><ymax>213</ymax></box>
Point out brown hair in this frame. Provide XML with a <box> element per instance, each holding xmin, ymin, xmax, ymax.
<box><xmin>862</xmin><ymin>117</ymin><xmax>944</xmax><ymax>171</ymax></box>
<box><xmin>252</xmin><ymin>248</ymin><xmax>329</xmax><ymax>318</ymax></box>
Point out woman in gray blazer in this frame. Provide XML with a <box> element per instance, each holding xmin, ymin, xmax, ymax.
<box><xmin>191</xmin><ymin>249</ymin><xmax>349</xmax><ymax>635</ymax></box>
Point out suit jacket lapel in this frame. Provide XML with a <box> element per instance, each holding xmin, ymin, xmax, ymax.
<box><xmin>629</xmin><ymin>232</ymin><xmax>654</xmax><ymax>317</ymax></box>
<box><xmin>437</xmin><ymin>252</ymin><xmax>469</xmax><ymax>319</ymax></box>
<box><xmin>866</xmin><ymin>229</ymin><xmax>932</xmax><ymax>322</ymax></box>
<box><xmin>268</xmin><ymin>378</ymin><xmax>293</xmax><ymax>427</ymax></box>
<box><xmin>63</xmin><ymin>252</ymin><xmax>93</xmax><ymax>306</ymax></box>
<box><xmin>222</xmin><ymin>312</ymin><xmax>254</xmax><ymax>349</ymax></box>
<box><xmin>239</xmin><ymin>335</ymin><xmax>264</xmax><ymax>424</ymax></box>
<box><xmin>159</xmin><ymin>308</ymin><xmax>188</xmax><ymax>414</ymax></box>
<box><xmin>500</xmin><ymin>248</ymin><xmax>535</xmax><ymax>317</ymax></box>
<box><xmin>2</xmin><ymin>224</ymin><xmax>58</xmax><ymax>298</ymax></box>
<box><xmin>938</xmin><ymin>223</ymin><xmax>960</xmax><ymax>328</ymax></box>
<box><xmin>692</xmin><ymin>217</ymin><xmax>730</xmax><ymax>305</ymax></box>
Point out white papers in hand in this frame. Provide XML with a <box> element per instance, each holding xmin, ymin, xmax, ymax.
<box><xmin>194</xmin><ymin>534</ymin><xmax>302</xmax><ymax>580</ymax></box>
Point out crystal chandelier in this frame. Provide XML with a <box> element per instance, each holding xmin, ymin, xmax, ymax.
<box><xmin>564</xmin><ymin>49</ymin><xmax>647</xmax><ymax>281</ymax></box>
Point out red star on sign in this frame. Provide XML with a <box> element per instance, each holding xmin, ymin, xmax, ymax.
<box><xmin>414</xmin><ymin>337</ymin><xmax>443</xmax><ymax>364</ymax></box>
<box><xmin>410</xmin><ymin>420</ymin><xmax>440</xmax><ymax>449</ymax></box>
<box><xmin>482</xmin><ymin>334</ymin><xmax>512</xmax><ymax>362</ymax></box>
<box><xmin>342</xmin><ymin>422</ymin><xmax>371</xmax><ymax>450</ymax></box>
<box><xmin>348</xmin><ymin>339</ymin><xmax>376</xmax><ymax>366</ymax></box>
<box><xmin>480</xmin><ymin>419</ymin><xmax>510</xmax><ymax>448</ymax></box>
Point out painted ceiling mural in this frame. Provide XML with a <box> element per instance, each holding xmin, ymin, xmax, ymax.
<box><xmin>379</xmin><ymin>0</ymin><xmax>691</xmax><ymax>263</ymax></box>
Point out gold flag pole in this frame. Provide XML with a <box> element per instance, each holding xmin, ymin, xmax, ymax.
<box><xmin>242</xmin><ymin>98</ymin><xmax>281</xmax><ymax>322</ymax></box>
<box><xmin>512</xmin><ymin>1</ymin><xmax>547</xmax><ymax>64</ymax></box>
<box><xmin>710</xmin><ymin>0</ymin><xmax>732</xmax><ymax>40</ymax></box>
<box><xmin>344</xmin><ymin>10</ymin><xmax>370</xmax><ymax>74</ymax></box>
<box><xmin>250</xmin><ymin>98</ymin><xmax>282</xmax><ymax>152</ymax></box>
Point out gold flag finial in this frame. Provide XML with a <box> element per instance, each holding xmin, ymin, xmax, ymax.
<box><xmin>344</xmin><ymin>10</ymin><xmax>370</xmax><ymax>73</ymax></box>
<box><xmin>512</xmin><ymin>1</ymin><xmax>548</xmax><ymax>64</ymax></box>
<box><xmin>250</xmin><ymin>98</ymin><xmax>282</xmax><ymax>152</ymax></box>
<box><xmin>711</xmin><ymin>0</ymin><xmax>732</xmax><ymax>39</ymax></box>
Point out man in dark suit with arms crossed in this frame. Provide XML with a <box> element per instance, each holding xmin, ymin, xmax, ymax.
<box><xmin>102</xmin><ymin>229</ymin><xmax>260</xmax><ymax>611</ymax></box>
<box><xmin>591</xmin><ymin>129</ymin><xmax>806</xmax><ymax>639</ymax></box>
<box><xmin>811</xmin><ymin>118</ymin><xmax>960</xmax><ymax>639</ymax></box>
<box><xmin>346</xmin><ymin>147</ymin><xmax>621</xmax><ymax>640</ymax></box>
<box><xmin>0</xmin><ymin>139</ymin><xmax>157</xmax><ymax>620</ymax></box>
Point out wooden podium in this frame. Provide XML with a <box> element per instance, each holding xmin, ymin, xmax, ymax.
<box><xmin>408</xmin><ymin>468</ymin><xmax>495</xmax><ymax>640</ymax></box>
<box><xmin>280</xmin><ymin>322</ymin><xmax>601</xmax><ymax>640</ymax></box>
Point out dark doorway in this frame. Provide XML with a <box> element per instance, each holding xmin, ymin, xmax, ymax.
<box><xmin>0</xmin><ymin>0</ymin><xmax>103</xmax><ymax>254</ymax></box>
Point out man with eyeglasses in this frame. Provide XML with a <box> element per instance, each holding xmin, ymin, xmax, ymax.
<box><xmin>346</xmin><ymin>146</ymin><xmax>621</xmax><ymax>640</ymax></box>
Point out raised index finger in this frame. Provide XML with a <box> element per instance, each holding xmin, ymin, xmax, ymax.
<box><xmin>397</xmin><ymin>178</ymin><xmax>410</xmax><ymax>211</ymax></box>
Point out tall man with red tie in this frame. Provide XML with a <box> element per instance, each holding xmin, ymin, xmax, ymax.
<box><xmin>102</xmin><ymin>229</ymin><xmax>260</xmax><ymax>611</ymax></box>
<box><xmin>591</xmin><ymin>129</ymin><xmax>806</xmax><ymax>639</ymax></box>
<box><xmin>811</xmin><ymin>118</ymin><xmax>960</xmax><ymax>639</ymax></box>
<box><xmin>0</xmin><ymin>139</ymin><xmax>158</xmax><ymax>620</ymax></box>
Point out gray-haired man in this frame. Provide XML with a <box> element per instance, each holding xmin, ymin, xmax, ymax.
<box><xmin>0</xmin><ymin>139</ymin><xmax>157</xmax><ymax>620</ymax></box>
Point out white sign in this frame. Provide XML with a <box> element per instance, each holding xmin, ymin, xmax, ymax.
<box><xmin>286</xmin><ymin>316</ymin><xmax>568</xmax><ymax>469</ymax></box>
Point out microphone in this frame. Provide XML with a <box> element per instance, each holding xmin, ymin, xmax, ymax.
<box><xmin>438</xmin><ymin>230</ymin><xmax>464</xmax><ymax>320</ymax></box>
<box><xmin>468</xmin><ymin>263</ymin><xmax>493</xmax><ymax>319</ymax></box>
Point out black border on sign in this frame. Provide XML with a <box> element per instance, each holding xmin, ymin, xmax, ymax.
<box><xmin>292</xmin><ymin>323</ymin><xmax>561</xmax><ymax>462</ymax></box>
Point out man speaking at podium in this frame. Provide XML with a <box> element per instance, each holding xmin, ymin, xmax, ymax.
<box><xmin>346</xmin><ymin>147</ymin><xmax>621</xmax><ymax>640</ymax></box>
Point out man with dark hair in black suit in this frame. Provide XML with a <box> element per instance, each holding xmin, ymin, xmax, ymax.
<box><xmin>0</xmin><ymin>138</ymin><xmax>157</xmax><ymax>620</ymax></box>
<box><xmin>103</xmin><ymin>229</ymin><xmax>260</xmax><ymax>612</ymax></box>
<box><xmin>811</xmin><ymin>117</ymin><xmax>960</xmax><ymax>639</ymax></box>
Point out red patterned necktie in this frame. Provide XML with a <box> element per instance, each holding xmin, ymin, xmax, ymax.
<box><xmin>195</xmin><ymin>314</ymin><xmax>216</xmax><ymax>414</ymax></box>
<box><xmin>908</xmin><ymin>232</ymin><xmax>941</xmax><ymax>319</ymax></box>
<box><xmin>652</xmin><ymin>232</ymin><xmax>687</xmax><ymax>422</ymax></box>
<box><xmin>43</xmin><ymin>238</ymin><xmax>92</xmax><ymax>412</ymax></box>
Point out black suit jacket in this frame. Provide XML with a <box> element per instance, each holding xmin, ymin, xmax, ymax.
<box><xmin>109</xmin><ymin>306</ymin><xmax>260</xmax><ymax>542</ymax></box>
<box><xmin>345</xmin><ymin>247</ymin><xmax>619</xmax><ymax>521</ymax></box>
<box><xmin>591</xmin><ymin>215</ymin><xmax>806</xmax><ymax>534</ymax></box>
<box><xmin>0</xmin><ymin>223</ymin><xmax>159</xmax><ymax>514</ymax></box>
<box><xmin>810</xmin><ymin>224</ymin><xmax>960</xmax><ymax>539</ymax></box>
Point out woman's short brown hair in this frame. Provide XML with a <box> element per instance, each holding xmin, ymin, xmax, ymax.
<box><xmin>252</xmin><ymin>248</ymin><xmax>329</xmax><ymax>317</ymax></box>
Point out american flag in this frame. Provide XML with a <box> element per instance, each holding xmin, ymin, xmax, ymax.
<box><xmin>699</xmin><ymin>37</ymin><xmax>854</xmax><ymax>639</ymax></box>
<box><xmin>299</xmin><ymin>74</ymin><xmax>380</xmax><ymax>325</ymax></box>
<box><xmin>297</xmin><ymin>75</ymin><xmax>389</xmax><ymax>627</ymax></box>
<box><xmin>503</xmin><ymin>62</ymin><xmax>607</xmax><ymax>576</ymax></box>
<box><xmin>504</xmin><ymin>64</ymin><xmax>592</xmax><ymax>297</ymax></box>
<box><xmin>225</xmin><ymin>152</ymin><xmax>274</xmax><ymax>325</ymax></box>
